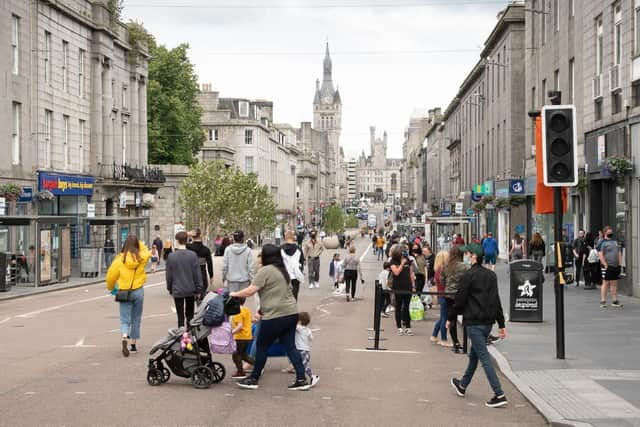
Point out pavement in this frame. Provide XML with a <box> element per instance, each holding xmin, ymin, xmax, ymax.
<box><xmin>491</xmin><ymin>262</ymin><xmax>640</xmax><ymax>427</ymax></box>
<box><xmin>0</xmin><ymin>235</ymin><xmax>545</xmax><ymax>427</ymax></box>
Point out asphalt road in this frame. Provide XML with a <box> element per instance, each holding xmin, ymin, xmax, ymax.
<box><xmin>0</xmin><ymin>234</ymin><xmax>545</xmax><ymax>427</ymax></box>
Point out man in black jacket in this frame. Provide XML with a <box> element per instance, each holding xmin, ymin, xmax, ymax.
<box><xmin>448</xmin><ymin>243</ymin><xmax>508</xmax><ymax>408</ymax></box>
<box><xmin>187</xmin><ymin>228</ymin><xmax>214</xmax><ymax>292</ymax></box>
<box><xmin>166</xmin><ymin>231</ymin><xmax>204</xmax><ymax>328</ymax></box>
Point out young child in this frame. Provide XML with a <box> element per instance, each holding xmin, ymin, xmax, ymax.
<box><xmin>296</xmin><ymin>312</ymin><xmax>319</xmax><ymax>387</ymax></box>
<box><xmin>377</xmin><ymin>261</ymin><xmax>392</xmax><ymax>317</ymax></box>
<box><xmin>329</xmin><ymin>253</ymin><xmax>343</xmax><ymax>291</ymax></box>
<box><xmin>230</xmin><ymin>297</ymin><xmax>255</xmax><ymax>379</ymax></box>
<box><xmin>150</xmin><ymin>244</ymin><xmax>159</xmax><ymax>273</ymax></box>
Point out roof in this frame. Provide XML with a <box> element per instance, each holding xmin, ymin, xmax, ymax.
<box><xmin>480</xmin><ymin>3</ymin><xmax>525</xmax><ymax>58</ymax></box>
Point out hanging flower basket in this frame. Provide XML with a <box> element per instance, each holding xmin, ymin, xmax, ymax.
<box><xmin>481</xmin><ymin>195</ymin><xmax>495</xmax><ymax>204</ymax></box>
<box><xmin>0</xmin><ymin>183</ymin><xmax>22</xmax><ymax>201</ymax></box>
<box><xmin>495</xmin><ymin>197</ymin><xmax>510</xmax><ymax>209</ymax></box>
<box><xmin>577</xmin><ymin>176</ymin><xmax>588</xmax><ymax>193</ymax></box>
<box><xmin>509</xmin><ymin>195</ymin><xmax>527</xmax><ymax>207</ymax></box>
<box><xmin>34</xmin><ymin>190</ymin><xmax>55</xmax><ymax>201</ymax></box>
<box><xmin>472</xmin><ymin>201</ymin><xmax>486</xmax><ymax>213</ymax></box>
<box><xmin>603</xmin><ymin>155</ymin><xmax>633</xmax><ymax>176</ymax></box>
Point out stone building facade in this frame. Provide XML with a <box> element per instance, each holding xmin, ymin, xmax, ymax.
<box><xmin>402</xmin><ymin>114</ymin><xmax>431</xmax><ymax>211</ymax></box>
<box><xmin>356</xmin><ymin>127</ymin><xmax>403</xmax><ymax>203</ymax></box>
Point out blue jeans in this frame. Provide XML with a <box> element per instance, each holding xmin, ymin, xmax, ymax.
<box><xmin>431</xmin><ymin>296</ymin><xmax>448</xmax><ymax>340</ymax></box>
<box><xmin>251</xmin><ymin>313</ymin><xmax>306</xmax><ymax>382</ymax></box>
<box><xmin>376</xmin><ymin>247</ymin><xmax>384</xmax><ymax>259</ymax></box>
<box><xmin>119</xmin><ymin>287</ymin><xmax>144</xmax><ymax>340</ymax></box>
<box><xmin>461</xmin><ymin>324</ymin><xmax>503</xmax><ymax>396</ymax></box>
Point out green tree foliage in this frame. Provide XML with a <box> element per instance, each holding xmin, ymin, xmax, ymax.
<box><xmin>178</xmin><ymin>161</ymin><xmax>277</xmax><ymax>238</ymax></box>
<box><xmin>323</xmin><ymin>205</ymin><xmax>345</xmax><ymax>235</ymax></box>
<box><xmin>345</xmin><ymin>214</ymin><xmax>359</xmax><ymax>229</ymax></box>
<box><xmin>147</xmin><ymin>43</ymin><xmax>204</xmax><ymax>164</ymax></box>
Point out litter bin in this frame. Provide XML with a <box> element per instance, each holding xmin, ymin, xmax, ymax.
<box><xmin>80</xmin><ymin>247</ymin><xmax>103</xmax><ymax>277</ymax></box>
<box><xmin>509</xmin><ymin>259</ymin><xmax>544</xmax><ymax>322</ymax></box>
<box><xmin>0</xmin><ymin>252</ymin><xmax>16</xmax><ymax>291</ymax></box>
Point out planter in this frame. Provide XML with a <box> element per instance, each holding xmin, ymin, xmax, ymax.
<box><xmin>322</xmin><ymin>235</ymin><xmax>340</xmax><ymax>250</ymax></box>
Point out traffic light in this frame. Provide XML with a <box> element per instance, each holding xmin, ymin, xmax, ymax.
<box><xmin>541</xmin><ymin>105</ymin><xmax>578</xmax><ymax>186</ymax></box>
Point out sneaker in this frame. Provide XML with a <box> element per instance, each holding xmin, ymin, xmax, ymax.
<box><xmin>121</xmin><ymin>339</ymin><xmax>129</xmax><ymax>358</ymax></box>
<box><xmin>452</xmin><ymin>344</ymin><xmax>462</xmax><ymax>354</ymax></box>
<box><xmin>310</xmin><ymin>375</ymin><xmax>320</xmax><ymax>388</ymax></box>
<box><xmin>237</xmin><ymin>377</ymin><xmax>259</xmax><ymax>390</ymax></box>
<box><xmin>231</xmin><ymin>371</ymin><xmax>247</xmax><ymax>379</ymax></box>
<box><xmin>397</xmin><ymin>328</ymin><xmax>404</xmax><ymax>336</ymax></box>
<box><xmin>611</xmin><ymin>301</ymin><xmax>623</xmax><ymax>308</ymax></box>
<box><xmin>600</xmin><ymin>301</ymin><xmax>607</xmax><ymax>308</ymax></box>
<box><xmin>486</xmin><ymin>394</ymin><xmax>508</xmax><ymax>408</ymax></box>
<box><xmin>387</xmin><ymin>306</ymin><xmax>395</xmax><ymax>313</ymax></box>
<box><xmin>487</xmin><ymin>334</ymin><xmax>499</xmax><ymax>343</ymax></box>
<box><xmin>451</xmin><ymin>378</ymin><xmax>466</xmax><ymax>397</ymax></box>
<box><xmin>309</xmin><ymin>284</ymin><xmax>314</xmax><ymax>289</ymax></box>
<box><xmin>288</xmin><ymin>379</ymin><xmax>311</xmax><ymax>391</ymax></box>
<box><xmin>381</xmin><ymin>312</ymin><xmax>390</xmax><ymax>318</ymax></box>
<box><xmin>129</xmin><ymin>344</ymin><xmax>138</xmax><ymax>354</ymax></box>
<box><xmin>346</xmin><ymin>295</ymin><xmax>350</xmax><ymax>302</ymax></box>
<box><xmin>404</xmin><ymin>328</ymin><xmax>414</xmax><ymax>336</ymax></box>
<box><xmin>314</xmin><ymin>282</ymin><xmax>320</xmax><ymax>288</ymax></box>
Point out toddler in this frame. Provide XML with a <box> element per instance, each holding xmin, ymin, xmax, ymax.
<box><xmin>296</xmin><ymin>312</ymin><xmax>319</xmax><ymax>387</ymax></box>
<box><xmin>377</xmin><ymin>261</ymin><xmax>392</xmax><ymax>317</ymax></box>
<box><xmin>230</xmin><ymin>297</ymin><xmax>255</xmax><ymax>379</ymax></box>
<box><xmin>329</xmin><ymin>253</ymin><xmax>343</xmax><ymax>291</ymax></box>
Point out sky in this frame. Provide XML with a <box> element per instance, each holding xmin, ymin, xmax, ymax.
<box><xmin>123</xmin><ymin>0</ymin><xmax>513</xmax><ymax>158</ymax></box>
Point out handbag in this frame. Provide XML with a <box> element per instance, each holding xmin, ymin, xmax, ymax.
<box><xmin>114</xmin><ymin>275</ymin><xmax>136</xmax><ymax>303</ymax></box>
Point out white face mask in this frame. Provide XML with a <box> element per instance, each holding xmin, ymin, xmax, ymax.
<box><xmin>463</xmin><ymin>254</ymin><xmax>471</xmax><ymax>265</ymax></box>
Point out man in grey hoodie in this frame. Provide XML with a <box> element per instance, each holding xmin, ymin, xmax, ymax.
<box><xmin>223</xmin><ymin>230</ymin><xmax>255</xmax><ymax>292</ymax></box>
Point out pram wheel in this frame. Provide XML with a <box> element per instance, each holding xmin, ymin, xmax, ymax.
<box><xmin>209</xmin><ymin>361</ymin><xmax>226</xmax><ymax>383</ymax></box>
<box><xmin>147</xmin><ymin>368</ymin><xmax>164</xmax><ymax>386</ymax></box>
<box><xmin>161</xmin><ymin>367</ymin><xmax>171</xmax><ymax>383</ymax></box>
<box><xmin>190</xmin><ymin>366</ymin><xmax>214</xmax><ymax>389</ymax></box>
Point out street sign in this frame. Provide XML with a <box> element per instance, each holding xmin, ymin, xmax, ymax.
<box><xmin>467</xmin><ymin>208</ymin><xmax>474</xmax><ymax>216</ymax></box>
<box><xmin>509</xmin><ymin>179</ymin><xmax>525</xmax><ymax>194</ymax></box>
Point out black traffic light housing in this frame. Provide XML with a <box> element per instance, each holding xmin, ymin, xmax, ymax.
<box><xmin>541</xmin><ymin>105</ymin><xmax>578</xmax><ymax>187</ymax></box>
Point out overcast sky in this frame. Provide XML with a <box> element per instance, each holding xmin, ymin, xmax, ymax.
<box><xmin>123</xmin><ymin>0</ymin><xmax>512</xmax><ymax>158</ymax></box>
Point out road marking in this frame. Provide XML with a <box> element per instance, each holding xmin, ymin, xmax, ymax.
<box><xmin>272</xmin><ymin>395</ymin><xmax>283</xmax><ymax>399</ymax></box>
<box><xmin>467</xmin><ymin>402</ymin><xmax>477</xmax><ymax>407</ymax></box>
<box><xmin>143</xmin><ymin>313</ymin><xmax>173</xmax><ymax>320</ymax></box>
<box><xmin>373</xmin><ymin>367</ymin><xmax>382</xmax><ymax>371</ymax></box>
<box><xmin>124</xmin><ymin>392</ymin><xmax>134</xmax><ymax>395</ymax></box>
<box><xmin>368</xmin><ymin>397</ymin><xmax>381</xmax><ymax>401</ymax></box>
<box><xmin>359</xmin><ymin>244</ymin><xmax>372</xmax><ymax>263</ymax></box>
<box><xmin>0</xmin><ymin>317</ymin><xmax>11</xmax><ymax>324</ymax></box>
<box><xmin>417</xmin><ymin>399</ymin><xmax>430</xmax><ymax>403</ymax></box>
<box><xmin>322</xmin><ymin>396</ymin><xmax>332</xmax><ymax>400</ymax></box>
<box><xmin>412</xmin><ymin>369</ymin><xmax>423</xmax><ymax>373</ymax></box>
<box><xmin>345</xmin><ymin>348</ymin><xmax>420</xmax><ymax>354</ymax></box>
<box><xmin>62</xmin><ymin>337</ymin><xmax>99</xmax><ymax>349</ymax></box>
<box><xmin>515</xmin><ymin>404</ymin><xmax>526</xmax><ymax>408</ymax></box>
<box><xmin>310</xmin><ymin>328</ymin><xmax>321</xmax><ymax>332</ymax></box>
<box><xmin>224</xmin><ymin>393</ymin><xmax>235</xmax><ymax>397</ymax></box>
<box><xmin>75</xmin><ymin>391</ymin><xmax>86</xmax><ymax>395</ymax></box>
<box><xmin>24</xmin><ymin>392</ymin><xmax>35</xmax><ymax>395</ymax></box>
<box><xmin>333</xmin><ymin>367</ymin><xmax>343</xmax><ymax>371</ymax></box>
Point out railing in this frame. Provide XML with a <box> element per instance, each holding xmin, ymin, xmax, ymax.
<box><xmin>103</xmin><ymin>163</ymin><xmax>166</xmax><ymax>184</ymax></box>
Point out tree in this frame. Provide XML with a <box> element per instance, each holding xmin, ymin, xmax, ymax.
<box><xmin>178</xmin><ymin>161</ymin><xmax>277</xmax><ymax>237</ymax></box>
<box><xmin>147</xmin><ymin>43</ymin><xmax>204</xmax><ymax>164</ymax></box>
<box><xmin>323</xmin><ymin>205</ymin><xmax>345</xmax><ymax>235</ymax></box>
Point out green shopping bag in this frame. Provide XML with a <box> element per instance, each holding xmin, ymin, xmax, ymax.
<box><xmin>409</xmin><ymin>294</ymin><xmax>425</xmax><ymax>321</ymax></box>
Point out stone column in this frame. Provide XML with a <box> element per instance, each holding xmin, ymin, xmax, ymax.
<box><xmin>90</xmin><ymin>55</ymin><xmax>103</xmax><ymax>173</ymax></box>
<box><xmin>102</xmin><ymin>58</ymin><xmax>114</xmax><ymax>167</ymax></box>
<box><xmin>138</xmin><ymin>78</ymin><xmax>148</xmax><ymax>164</ymax></box>
<box><xmin>129</xmin><ymin>75</ymin><xmax>139</xmax><ymax>166</ymax></box>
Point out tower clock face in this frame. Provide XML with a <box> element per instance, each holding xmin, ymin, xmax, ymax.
<box><xmin>323</xmin><ymin>95</ymin><xmax>332</xmax><ymax>104</ymax></box>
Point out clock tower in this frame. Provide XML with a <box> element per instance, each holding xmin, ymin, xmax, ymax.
<box><xmin>313</xmin><ymin>42</ymin><xmax>342</xmax><ymax>201</ymax></box>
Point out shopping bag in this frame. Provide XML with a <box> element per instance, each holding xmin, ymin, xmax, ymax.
<box><xmin>409</xmin><ymin>295</ymin><xmax>425</xmax><ymax>321</ymax></box>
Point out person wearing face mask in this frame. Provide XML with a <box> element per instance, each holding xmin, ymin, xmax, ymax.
<box><xmin>449</xmin><ymin>243</ymin><xmax>507</xmax><ymax>408</ymax></box>
<box><xmin>303</xmin><ymin>230</ymin><xmax>324</xmax><ymax>289</ymax></box>
<box><xmin>442</xmin><ymin>245</ymin><xmax>469</xmax><ymax>353</ymax></box>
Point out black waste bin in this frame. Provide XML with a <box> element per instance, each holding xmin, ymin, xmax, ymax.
<box><xmin>509</xmin><ymin>259</ymin><xmax>544</xmax><ymax>322</ymax></box>
<box><xmin>0</xmin><ymin>252</ymin><xmax>15</xmax><ymax>292</ymax></box>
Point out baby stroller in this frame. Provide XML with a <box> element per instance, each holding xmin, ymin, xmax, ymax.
<box><xmin>146</xmin><ymin>292</ymin><xmax>239</xmax><ymax>389</ymax></box>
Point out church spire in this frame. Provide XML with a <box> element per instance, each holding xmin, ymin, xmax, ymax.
<box><xmin>319</xmin><ymin>42</ymin><xmax>336</xmax><ymax>104</ymax></box>
<box><xmin>323</xmin><ymin>41</ymin><xmax>332</xmax><ymax>82</ymax></box>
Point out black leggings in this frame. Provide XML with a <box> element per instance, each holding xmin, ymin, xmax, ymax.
<box><xmin>344</xmin><ymin>270</ymin><xmax>358</xmax><ymax>298</ymax></box>
<box><xmin>394</xmin><ymin>293</ymin><xmax>411</xmax><ymax>329</ymax></box>
<box><xmin>291</xmin><ymin>279</ymin><xmax>300</xmax><ymax>301</ymax></box>
<box><xmin>445</xmin><ymin>297</ymin><xmax>459</xmax><ymax>345</ymax></box>
<box><xmin>174</xmin><ymin>296</ymin><xmax>195</xmax><ymax>328</ymax></box>
<box><xmin>415</xmin><ymin>274</ymin><xmax>426</xmax><ymax>296</ymax></box>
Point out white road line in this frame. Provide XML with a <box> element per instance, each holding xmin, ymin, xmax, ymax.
<box><xmin>224</xmin><ymin>393</ymin><xmax>235</xmax><ymax>397</ymax></box>
<box><xmin>24</xmin><ymin>392</ymin><xmax>35</xmax><ymax>395</ymax></box>
<box><xmin>345</xmin><ymin>348</ymin><xmax>421</xmax><ymax>354</ymax></box>
<box><xmin>62</xmin><ymin>336</ymin><xmax>99</xmax><ymax>349</ymax></box>
<box><xmin>74</xmin><ymin>391</ymin><xmax>86</xmax><ymax>395</ymax></box>
<box><xmin>12</xmin><ymin>282</ymin><xmax>165</xmax><ymax>319</ymax></box>
<box><xmin>0</xmin><ymin>317</ymin><xmax>11</xmax><ymax>324</ymax></box>
<box><xmin>359</xmin><ymin>244</ymin><xmax>372</xmax><ymax>263</ymax></box>
<box><xmin>310</xmin><ymin>328</ymin><xmax>321</xmax><ymax>332</ymax></box>
<box><xmin>417</xmin><ymin>399</ymin><xmax>430</xmax><ymax>403</ymax></box>
<box><xmin>322</xmin><ymin>396</ymin><xmax>332</xmax><ymax>400</ymax></box>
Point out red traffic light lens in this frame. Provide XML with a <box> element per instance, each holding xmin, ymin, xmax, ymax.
<box><xmin>549</xmin><ymin>112</ymin><xmax>569</xmax><ymax>133</ymax></box>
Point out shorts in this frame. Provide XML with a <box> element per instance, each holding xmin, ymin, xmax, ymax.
<box><xmin>601</xmin><ymin>265</ymin><xmax>621</xmax><ymax>281</ymax></box>
<box><xmin>485</xmin><ymin>253</ymin><xmax>497</xmax><ymax>265</ymax></box>
<box><xmin>151</xmin><ymin>256</ymin><xmax>159</xmax><ymax>263</ymax></box>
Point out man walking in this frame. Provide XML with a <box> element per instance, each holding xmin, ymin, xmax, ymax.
<box><xmin>187</xmin><ymin>228</ymin><xmax>214</xmax><ymax>292</ymax></box>
<box><xmin>449</xmin><ymin>243</ymin><xmax>507</xmax><ymax>408</ymax></box>
<box><xmin>222</xmin><ymin>230</ymin><xmax>255</xmax><ymax>293</ymax></box>
<box><xmin>303</xmin><ymin>230</ymin><xmax>324</xmax><ymax>289</ymax></box>
<box><xmin>598</xmin><ymin>225</ymin><xmax>623</xmax><ymax>308</ymax></box>
<box><xmin>481</xmin><ymin>232</ymin><xmax>499</xmax><ymax>271</ymax></box>
<box><xmin>572</xmin><ymin>229</ymin><xmax>585</xmax><ymax>286</ymax></box>
<box><xmin>281</xmin><ymin>230</ymin><xmax>305</xmax><ymax>300</ymax></box>
<box><xmin>166</xmin><ymin>231</ymin><xmax>204</xmax><ymax>328</ymax></box>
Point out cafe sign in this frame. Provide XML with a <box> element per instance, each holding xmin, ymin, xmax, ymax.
<box><xmin>38</xmin><ymin>172</ymin><xmax>95</xmax><ymax>196</ymax></box>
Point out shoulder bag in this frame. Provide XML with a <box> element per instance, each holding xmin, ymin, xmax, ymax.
<box><xmin>115</xmin><ymin>274</ymin><xmax>136</xmax><ymax>303</ymax></box>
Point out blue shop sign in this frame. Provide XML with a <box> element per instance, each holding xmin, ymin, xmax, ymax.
<box><xmin>509</xmin><ymin>179</ymin><xmax>525</xmax><ymax>195</ymax></box>
<box><xmin>471</xmin><ymin>191</ymin><xmax>482</xmax><ymax>202</ymax></box>
<box><xmin>18</xmin><ymin>187</ymin><xmax>33</xmax><ymax>202</ymax></box>
<box><xmin>38</xmin><ymin>172</ymin><xmax>95</xmax><ymax>196</ymax></box>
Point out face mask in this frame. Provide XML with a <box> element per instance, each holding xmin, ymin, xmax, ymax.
<box><xmin>463</xmin><ymin>254</ymin><xmax>471</xmax><ymax>265</ymax></box>
<box><xmin>607</xmin><ymin>233</ymin><xmax>613</xmax><ymax>238</ymax></box>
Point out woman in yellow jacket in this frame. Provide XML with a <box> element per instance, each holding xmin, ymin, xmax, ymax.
<box><xmin>106</xmin><ymin>235</ymin><xmax>151</xmax><ymax>357</ymax></box>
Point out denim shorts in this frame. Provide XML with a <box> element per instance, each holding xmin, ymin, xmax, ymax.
<box><xmin>485</xmin><ymin>253</ymin><xmax>497</xmax><ymax>265</ymax></box>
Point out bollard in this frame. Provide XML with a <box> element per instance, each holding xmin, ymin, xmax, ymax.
<box><xmin>366</xmin><ymin>281</ymin><xmax>386</xmax><ymax>350</ymax></box>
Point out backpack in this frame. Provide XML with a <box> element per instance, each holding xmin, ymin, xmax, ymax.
<box><xmin>208</xmin><ymin>319</ymin><xmax>236</xmax><ymax>354</ymax></box>
<box><xmin>202</xmin><ymin>296</ymin><xmax>225</xmax><ymax>327</ymax></box>
<box><xmin>587</xmin><ymin>247</ymin><xmax>599</xmax><ymax>264</ymax></box>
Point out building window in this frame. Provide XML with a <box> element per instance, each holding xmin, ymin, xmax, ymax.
<box><xmin>11</xmin><ymin>15</ymin><xmax>19</xmax><ymax>75</ymax></box>
<box><xmin>78</xmin><ymin>49</ymin><xmax>86</xmax><ymax>97</ymax></box>
<box><xmin>596</xmin><ymin>16</ymin><xmax>603</xmax><ymax>75</ymax></box>
<box><xmin>11</xmin><ymin>102</ymin><xmax>20</xmax><ymax>165</ymax></box>
<box><xmin>79</xmin><ymin>119</ymin><xmax>86</xmax><ymax>172</ymax></box>
<box><xmin>595</xmin><ymin>99</ymin><xmax>603</xmax><ymax>121</ymax></box>
<box><xmin>44</xmin><ymin>31</ymin><xmax>51</xmax><ymax>84</ymax></box>
<box><xmin>531</xmin><ymin>0</ymin><xmax>537</xmax><ymax>50</ymax></box>
<box><xmin>612</xmin><ymin>91</ymin><xmax>622</xmax><ymax>114</ymax></box>
<box><xmin>541</xmin><ymin>0</ymin><xmax>547</xmax><ymax>45</ymax></box>
<box><xmin>497</xmin><ymin>54</ymin><xmax>501</xmax><ymax>97</ymax></box>
<box><xmin>63</xmin><ymin>115</ymin><xmax>70</xmax><ymax>170</ymax></box>
<box><xmin>239</xmin><ymin>101</ymin><xmax>249</xmax><ymax>117</ymax></box>
<box><xmin>244</xmin><ymin>129</ymin><xmax>253</xmax><ymax>145</ymax></box>
<box><xmin>541</xmin><ymin>79</ymin><xmax>547</xmax><ymax>105</ymax></box>
<box><xmin>122</xmin><ymin>86</ymin><xmax>127</xmax><ymax>110</ymax></box>
<box><xmin>503</xmin><ymin>45</ymin><xmax>507</xmax><ymax>91</ymax></box>
<box><xmin>122</xmin><ymin>122</ymin><xmax>127</xmax><ymax>164</ymax></box>
<box><xmin>62</xmin><ymin>41</ymin><xmax>69</xmax><ymax>92</ymax></box>
<box><xmin>44</xmin><ymin>110</ymin><xmax>52</xmax><ymax>167</ymax></box>
<box><xmin>569</xmin><ymin>58</ymin><xmax>574</xmax><ymax>102</ymax></box>
<box><xmin>634</xmin><ymin>82</ymin><xmax>640</xmax><ymax>107</ymax></box>
<box><xmin>614</xmin><ymin>3</ymin><xmax>622</xmax><ymax>66</ymax></box>
<box><xmin>554</xmin><ymin>69</ymin><xmax>560</xmax><ymax>91</ymax></box>
<box><xmin>208</xmin><ymin>128</ymin><xmax>219</xmax><ymax>141</ymax></box>
<box><xmin>554</xmin><ymin>0</ymin><xmax>559</xmax><ymax>31</ymax></box>
<box><xmin>636</xmin><ymin>0</ymin><xmax>640</xmax><ymax>54</ymax></box>
<box><xmin>245</xmin><ymin>156</ymin><xmax>254</xmax><ymax>174</ymax></box>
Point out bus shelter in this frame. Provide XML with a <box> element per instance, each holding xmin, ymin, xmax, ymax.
<box><xmin>425</xmin><ymin>216</ymin><xmax>475</xmax><ymax>252</ymax></box>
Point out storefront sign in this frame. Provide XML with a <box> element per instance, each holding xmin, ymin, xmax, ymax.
<box><xmin>509</xmin><ymin>179</ymin><xmax>525</xmax><ymax>195</ymax></box>
<box><xmin>87</xmin><ymin>203</ymin><xmax>96</xmax><ymax>218</ymax></box>
<box><xmin>471</xmin><ymin>191</ymin><xmax>482</xmax><ymax>202</ymax></box>
<box><xmin>19</xmin><ymin>187</ymin><xmax>33</xmax><ymax>202</ymax></box>
<box><xmin>38</xmin><ymin>173</ymin><xmax>94</xmax><ymax>196</ymax></box>
<box><xmin>455</xmin><ymin>202</ymin><xmax>463</xmax><ymax>215</ymax></box>
<box><xmin>597</xmin><ymin>135</ymin><xmax>606</xmax><ymax>166</ymax></box>
<box><xmin>442</xmin><ymin>203</ymin><xmax>452</xmax><ymax>217</ymax></box>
